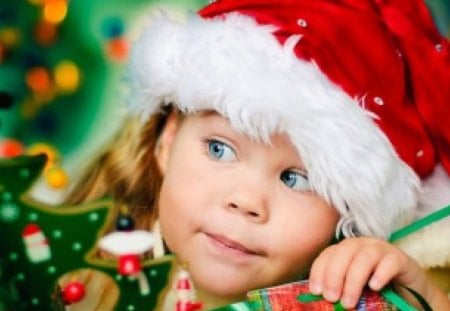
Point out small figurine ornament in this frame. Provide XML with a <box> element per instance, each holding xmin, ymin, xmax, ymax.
<box><xmin>22</xmin><ymin>223</ymin><xmax>51</xmax><ymax>263</ymax></box>
<box><xmin>98</xmin><ymin>209</ymin><xmax>155</xmax><ymax>295</ymax></box>
<box><xmin>175</xmin><ymin>268</ymin><xmax>203</xmax><ymax>311</ymax></box>
<box><xmin>99</xmin><ymin>210</ymin><xmax>154</xmax><ymax>274</ymax></box>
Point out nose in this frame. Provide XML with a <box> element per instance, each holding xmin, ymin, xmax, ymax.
<box><xmin>224</xmin><ymin>172</ymin><xmax>270</xmax><ymax>223</ymax></box>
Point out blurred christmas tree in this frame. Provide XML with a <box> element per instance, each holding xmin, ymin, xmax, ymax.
<box><xmin>0</xmin><ymin>0</ymin><xmax>206</xmax><ymax>198</ymax></box>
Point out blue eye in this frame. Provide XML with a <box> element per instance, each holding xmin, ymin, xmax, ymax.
<box><xmin>207</xmin><ymin>139</ymin><xmax>236</xmax><ymax>162</ymax></box>
<box><xmin>280</xmin><ymin>170</ymin><xmax>310</xmax><ymax>191</ymax></box>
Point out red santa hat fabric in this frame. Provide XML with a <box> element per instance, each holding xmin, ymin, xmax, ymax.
<box><xmin>126</xmin><ymin>0</ymin><xmax>449</xmax><ymax>239</ymax></box>
<box><xmin>199</xmin><ymin>0</ymin><xmax>449</xmax><ymax>179</ymax></box>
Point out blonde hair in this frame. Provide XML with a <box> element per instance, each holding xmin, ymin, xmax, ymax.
<box><xmin>66</xmin><ymin>106</ymin><xmax>173</xmax><ymax>231</ymax></box>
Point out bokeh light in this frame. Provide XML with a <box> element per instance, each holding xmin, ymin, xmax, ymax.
<box><xmin>34</xmin><ymin>21</ymin><xmax>58</xmax><ymax>46</ymax></box>
<box><xmin>43</xmin><ymin>0</ymin><xmax>68</xmax><ymax>24</ymax></box>
<box><xmin>54</xmin><ymin>61</ymin><xmax>80</xmax><ymax>93</ymax></box>
<box><xmin>106</xmin><ymin>38</ymin><xmax>129</xmax><ymax>62</ymax></box>
<box><xmin>25</xmin><ymin>67</ymin><xmax>52</xmax><ymax>94</ymax></box>
<box><xmin>0</xmin><ymin>27</ymin><xmax>21</xmax><ymax>48</ymax></box>
<box><xmin>102</xmin><ymin>17</ymin><xmax>125</xmax><ymax>38</ymax></box>
<box><xmin>0</xmin><ymin>139</ymin><xmax>24</xmax><ymax>158</ymax></box>
<box><xmin>45</xmin><ymin>165</ymin><xmax>69</xmax><ymax>188</ymax></box>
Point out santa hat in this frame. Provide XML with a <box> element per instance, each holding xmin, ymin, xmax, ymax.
<box><xmin>126</xmin><ymin>0</ymin><xmax>449</xmax><ymax>240</ymax></box>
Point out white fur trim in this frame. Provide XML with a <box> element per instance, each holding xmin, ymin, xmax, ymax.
<box><xmin>126</xmin><ymin>13</ymin><xmax>419</xmax><ymax>239</ymax></box>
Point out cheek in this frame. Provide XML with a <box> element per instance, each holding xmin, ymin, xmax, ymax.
<box><xmin>158</xmin><ymin>151</ymin><xmax>197</xmax><ymax>220</ymax></box>
<box><xmin>282</xmin><ymin>228</ymin><xmax>333</xmax><ymax>268</ymax></box>
<box><xmin>157</xmin><ymin>179</ymin><xmax>188</xmax><ymax>251</ymax></box>
<box><xmin>271</xmin><ymin>201</ymin><xmax>339</xmax><ymax>272</ymax></box>
<box><xmin>157</xmin><ymin>164</ymin><xmax>207</xmax><ymax>253</ymax></box>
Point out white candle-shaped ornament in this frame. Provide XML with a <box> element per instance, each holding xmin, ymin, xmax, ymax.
<box><xmin>152</xmin><ymin>220</ymin><xmax>165</xmax><ymax>258</ymax></box>
<box><xmin>22</xmin><ymin>223</ymin><xmax>51</xmax><ymax>263</ymax></box>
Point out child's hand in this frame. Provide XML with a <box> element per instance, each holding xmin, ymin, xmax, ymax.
<box><xmin>308</xmin><ymin>237</ymin><xmax>450</xmax><ymax>310</ymax></box>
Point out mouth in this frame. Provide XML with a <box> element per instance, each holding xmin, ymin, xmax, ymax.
<box><xmin>205</xmin><ymin>232</ymin><xmax>264</xmax><ymax>256</ymax></box>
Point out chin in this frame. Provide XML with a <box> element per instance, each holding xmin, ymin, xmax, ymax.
<box><xmin>191</xmin><ymin>267</ymin><xmax>254</xmax><ymax>299</ymax></box>
<box><xmin>204</xmin><ymin>283</ymin><xmax>248</xmax><ymax>299</ymax></box>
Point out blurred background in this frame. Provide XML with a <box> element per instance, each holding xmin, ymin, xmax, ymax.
<box><xmin>0</xmin><ymin>0</ymin><xmax>449</xmax><ymax>202</ymax></box>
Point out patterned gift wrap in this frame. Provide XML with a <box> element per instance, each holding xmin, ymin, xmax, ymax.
<box><xmin>213</xmin><ymin>281</ymin><xmax>399</xmax><ymax>310</ymax></box>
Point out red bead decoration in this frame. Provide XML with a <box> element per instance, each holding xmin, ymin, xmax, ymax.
<box><xmin>62</xmin><ymin>281</ymin><xmax>85</xmax><ymax>304</ymax></box>
<box><xmin>118</xmin><ymin>254</ymin><xmax>141</xmax><ymax>275</ymax></box>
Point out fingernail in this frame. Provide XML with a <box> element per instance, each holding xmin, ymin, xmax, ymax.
<box><xmin>309</xmin><ymin>282</ymin><xmax>322</xmax><ymax>294</ymax></box>
<box><xmin>369</xmin><ymin>277</ymin><xmax>381</xmax><ymax>290</ymax></box>
<box><xmin>324</xmin><ymin>289</ymin><xmax>339</xmax><ymax>302</ymax></box>
<box><xmin>341</xmin><ymin>296</ymin><xmax>355</xmax><ymax>309</ymax></box>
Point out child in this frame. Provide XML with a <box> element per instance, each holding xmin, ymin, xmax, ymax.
<box><xmin>67</xmin><ymin>0</ymin><xmax>450</xmax><ymax>309</ymax></box>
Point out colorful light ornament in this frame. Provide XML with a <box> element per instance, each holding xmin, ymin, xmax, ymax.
<box><xmin>54</xmin><ymin>60</ymin><xmax>80</xmax><ymax>93</ymax></box>
<box><xmin>34</xmin><ymin>20</ymin><xmax>58</xmax><ymax>46</ymax></box>
<box><xmin>102</xmin><ymin>16</ymin><xmax>124</xmax><ymax>39</ymax></box>
<box><xmin>25</xmin><ymin>66</ymin><xmax>52</xmax><ymax>94</ymax></box>
<box><xmin>26</xmin><ymin>142</ymin><xmax>69</xmax><ymax>189</ymax></box>
<box><xmin>43</xmin><ymin>0</ymin><xmax>68</xmax><ymax>24</ymax></box>
<box><xmin>45</xmin><ymin>165</ymin><xmax>68</xmax><ymax>189</ymax></box>
<box><xmin>0</xmin><ymin>139</ymin><xmax>24</xmax><ymax>158</ymax></box>
<box><xmin>0</xmin><ymin>27</ymin><xmax>21</xmax><ymax>49</ymax></box>
<box><xmin>106</xmin><ymin>37</ymin><xmax>129</xmax><ymax>62</ymax></box>
<box><xmin>102</xmin><ymin>16</ymin><xmax>129</xmax><ymax>62</ymax></box>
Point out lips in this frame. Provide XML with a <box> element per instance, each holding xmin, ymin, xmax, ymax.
<box><xmin>205</xmin><ymin>233</ymin><xmax>262</xmax><ymax>256</ymax></box>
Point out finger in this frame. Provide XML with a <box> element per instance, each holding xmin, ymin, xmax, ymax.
<box><xmin>369</xmin><ymin>251</ymin><xmax>407</xmax><ymax>291</ymax></box>
<box><xmin>320</xmin><ymin>240</ymin><xmax>360</xmax><ymax>303</ymax></box>
<box><xmin>340</xmin><ymin>246</ymin><xmax>383</xmax><ymax>308</ymax></box>
<box><xmin>309</xmin><ymin>246</ymin><xmax>335</xmax><ymax>294</ymax></box>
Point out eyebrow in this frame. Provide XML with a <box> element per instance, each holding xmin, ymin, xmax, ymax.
<box><xmin>197</xmin><ymin>110</ymin><xmax>219</xmax><ymax>117</ymax></box>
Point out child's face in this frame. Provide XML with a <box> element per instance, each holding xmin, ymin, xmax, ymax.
<box><xmin>157</xmin><ymin>112</ymin><xmax>339</xmax><ymax>299</ymax></box>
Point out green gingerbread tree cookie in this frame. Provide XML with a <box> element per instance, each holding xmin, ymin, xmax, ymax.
<box><xmin>0</xmin><ymin>154</ymin><xmax>174</xmax><ymax>310</ymax></box>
